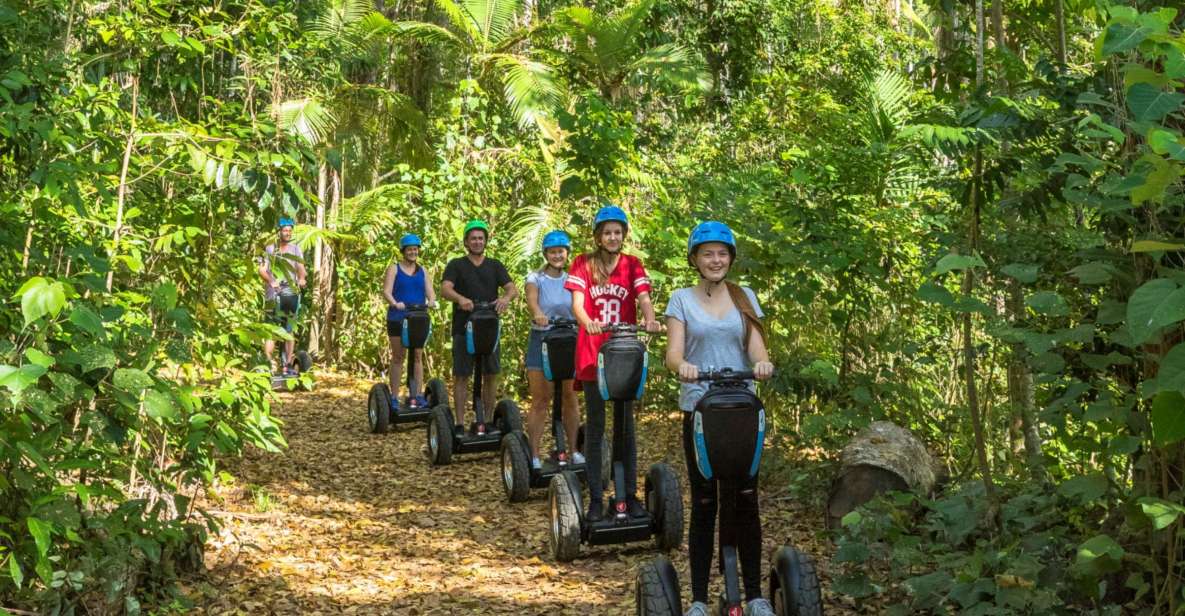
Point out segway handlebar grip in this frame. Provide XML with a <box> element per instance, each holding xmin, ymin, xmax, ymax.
<box><xmin>695</xmin><ymin>368</ymin><xmax>759</xmax><ymax>382</ymax></box>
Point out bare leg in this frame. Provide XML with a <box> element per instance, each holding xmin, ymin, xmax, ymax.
<box><xmin>526</xmin><ymin>370</ymin><xmax>550</xmax><ymax>460</ymax></box>
<box><xmin>412</xmin><ymin>349</ymin><xmax>424</xmax><ymax>397</ymax></box>
<box><xmin>264</xmin><ymin>340</ymin><xmax>276</xmax><ymax>373</ymax></box>
<box><xmin>389</xmin><ymin>335</ymin><xmax>405</xmax><ymax>395</ymax></box>
<box><xmin>482</xmin><ymin>372</ymin><xmax>498</xmax><ymax>421</ymax></box>
<box><xmin>284</xmin><ymin>338</ymin><xmax>296</xmax><ymax>370</ymax></box>
<box><xmin>453</xmin><ymin>377</ymin><xmax>470</xmax><ymax>426</ymax></box>
<box><xmin>561</xmin><ymin>380</ymin><xmax>580</xmax><ymax>456</ymax></box>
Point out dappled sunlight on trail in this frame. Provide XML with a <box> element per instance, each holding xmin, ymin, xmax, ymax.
<box><xmin>188</xmin><ymin>373</ymin><xmax>852</xmax><ymax>614</ymax></box>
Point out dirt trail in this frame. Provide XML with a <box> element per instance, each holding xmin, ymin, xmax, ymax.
<box><xmin>188</xmin><ymin>373</ymin><xmax>846</xmax><ymax>615</ymax></box>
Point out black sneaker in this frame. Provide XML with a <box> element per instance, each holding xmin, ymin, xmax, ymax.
<box><xmin>626</xmin><ymin>495</ymin><xmax>646</xmax><ymax>518</ymax></box>
<box><xmin>454</xmin><ymin>425</ymin><xmax>465</xmax><ymax>440</ymax></box>
<box><xmin>586</xmin><ymin>499</ymin><xmax>605</xmax><ymax>523</ymax></box>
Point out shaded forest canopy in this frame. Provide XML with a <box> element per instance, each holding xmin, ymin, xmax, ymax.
<box><xmin>1</xmin><ymin>0</ymin><xmax>1183</xmax><ymax>613</ymax></box>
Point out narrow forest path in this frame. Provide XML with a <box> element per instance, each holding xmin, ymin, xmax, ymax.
<box><xmin>186</xmin><ymin>373</ymin><xmax>849</xmax><ymax>615</ymax></box>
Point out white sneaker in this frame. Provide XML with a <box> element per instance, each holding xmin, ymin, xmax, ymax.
<box><xmin>745</xmin><ymin>598</ymin><xmax>774</xmax><ymax>616</ymax></box>
<box><xmin>572</xmin><ymin>451</ymin><xmax>586</xmax><ymax>464</ymax></box>
<box><xmin>531</xmin><ymin>457</ymin><xmax>543</xmax><ymax>470</ymax></box>
<box><xmin>685</xmin><ymin>602</ymin><xmax>709</xmax><ymax>616</ymax></box>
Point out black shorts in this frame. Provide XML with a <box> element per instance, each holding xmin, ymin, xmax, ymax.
<box><xmin>386</xmin><ymin>319</ymin><xmax>403</xmax><ymax>338</ymax></box>
<box><xmin>452</xmin><ymin>334</ymin><xmax>500</xmax><ymax>377</ymax></box>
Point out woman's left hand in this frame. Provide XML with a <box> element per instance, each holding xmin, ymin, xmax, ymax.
<box><xmin>753</xmin><ymin>361</ymin><xmax>774</xmax><ymax>380</ymax></box>
<box><xmin>644</xmin><ymin>319</ymin><xmax>663</xmax><ymax>333</ymax></box>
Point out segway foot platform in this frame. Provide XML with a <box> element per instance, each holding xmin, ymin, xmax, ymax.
<box><xmin>530</xmin><ymin>458</ymin><xmax>587</xmax><ymax>489</ymax></box>
<box><xmin>454</xmin><ymin>426</ymin><xmax>504</xmax><ymax>454</ymax></box>
<box><xmin>586</xmin><ymin>501</ymin><xmax>653</xmax><ymax>546</ymax></box>
<box><xmin>391</xmin><ymin>400</ymin><xmax>432</xmax><ymax>425</ymax></box>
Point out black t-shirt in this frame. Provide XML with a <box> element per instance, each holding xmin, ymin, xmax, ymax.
<box><xmin>442</xmin><ymin>255</ymin><xmax>512</xmax><ymax>336</ymax></box>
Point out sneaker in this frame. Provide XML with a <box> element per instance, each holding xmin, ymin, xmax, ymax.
<box><xmin>685</xmin><ymin>602</ymin><xmax>709</xmax><ymax>616</ymax></box>
<box><xmin>744</xmin><ymin>598</ymin><xmax>774</xmax><ymax>616</ymax></box>
<box><xmin>586</xmin><ymin>499</ymin><xmax>605</xmax><ymax>522</ymax></box>
<box><xmin>454</xmin><ymin>425</ymin><xmax>466</xmax><ymax>440</ymax></box>
<box><xmin>626</xmin><ymin>494</ymin><xmax>646</xmax><ymax>518</ymax></box>
<box><xmin>531</xmin><ymin>457</ymin><xmax>543</xmax><ymax>471</ymax></box>
<box><xmin>571</xmin><ymin>451</ymin><xmax>586</xmax><ymax>464</ymax></box>
<box><xmin>413</xmin><ymin>395</ymin><xmax>429</xmax><ymax>408</ymax></box>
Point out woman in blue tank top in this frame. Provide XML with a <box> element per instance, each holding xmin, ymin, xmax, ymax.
<box><xmin>383</xmin><ymin>234</ymin><xmax>437</xmax><ymax>405</ymax></box>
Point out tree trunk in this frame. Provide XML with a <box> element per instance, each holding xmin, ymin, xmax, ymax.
<box><xmin>1054</xmin><ymin>0</ymin><xmax>1067</xmax><ymax>68</ymax></box>
<box><xmin>314</xmin><ymin>169</ymin><xmax>341</xmax><ymax>361</ymax></box>
<box><xmin>108</xmin><ymin>76</ymin><xmax>138</xmax><ymax>293</ymax></box>
<box><xmin>826</xmin><ymin>421</ymin><xmax>941</xmax><ymax>529</ymax></box>
<box><xmin>308</xmin><ymin>164</ymin><xmax>329</xmax><ymax>356</ymax></box>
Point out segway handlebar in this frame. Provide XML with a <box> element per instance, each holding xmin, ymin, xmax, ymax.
<box><xmin>471</xmin><ymin>300</ymin><xmax>498</xmax><ymax>311</ymax></box>
<box><xmin>601</xmin><ymin>322</ymin><xmax>664</xmax><ymax>335</ymax></box>
<box><xmin>695</xmin><ymin>368</ymin><xmax>759</xmax><ymax>382</ymax></box>
<box><xmin>548</xmin><ymin>316</ymin><xmax>578</xmax><ymax>328</ymax></box>
<box><xmin>402</xmin><ymin>302</ymin><xmax>434</xmax><ymax>311</ymax></box>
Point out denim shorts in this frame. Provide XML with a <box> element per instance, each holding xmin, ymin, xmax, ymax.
<box><xmin>451</xmin><ymin>334</ymin><xmax>500</xmax><ymax>377</ymax></box>
<box><xmin>525</xmin><ymin>328</ymin><xmax>546</xmax><ymax>371</ymax></box>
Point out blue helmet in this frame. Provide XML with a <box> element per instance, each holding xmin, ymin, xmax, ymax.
<box><xmin>277</xmin><ymin>217</ymin><xmax>295</xmax><ymax>230</ymax></box>
<box><xmin>688</xmin><ymin>221</ymin><xmax>736</xmax><ymax>260</ymax></box>
<box><xmin>400</xmin><ymin>234</ymin><xmax>422</xmax><ymax>250</ymax></box>
<box><xmin>593</xmin><ymin>205</ymin><xmax>629</xmax><ymax>230</ymax></box>
<box><xmin>541</xmin><ymin>230</ymin><xmax>571</xmax><ymax>251</ymax></box>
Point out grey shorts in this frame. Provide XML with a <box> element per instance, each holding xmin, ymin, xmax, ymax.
<box><xmin>452</xmin><ymin>334</ymin><xmax>500</xmax><ymax>377</ymax></box>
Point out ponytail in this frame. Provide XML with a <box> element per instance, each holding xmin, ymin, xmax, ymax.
<box><xmin>725</xmin><ymin>282</ymin><xmax>765</xmax><ymax>352</ymax></box>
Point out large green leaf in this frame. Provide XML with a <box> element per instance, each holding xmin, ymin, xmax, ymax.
<box><xmin>1127</xmin><ymin>278</ymin><xmax>1179</xmax><ymax>344</ymax></box>
<box><xmin>1126</xmin><ymin>83</ymin><xmax>1185</xmax><ymax>122</ymax></box>
<box><xmin>1000</xmin><ymin>263</ymin><xmax>1039</xmax><ymax>283</ymax></box>
<box><xmin>14</xmin><ymin>276</ymin><xmax>66</xmax><ymax>328</ymax></box>
<box><xmin>1026</xmin><ymin>291</ymin><xmax>1069</xmax><ymax>316</ymax></box>
<box><xmin>114</xmin><ymin>368</ymin><xmax>154</xmax><ymax>392</ymax></box>
<box><xmin>26</xmin><ymin>517</ymin><xmax>51</xmax><ymax>558</ymax></box>
<box><xmin>1138</xmin><ymin>497</ymin><xmax>1185</xmax><ymax>530</ymax></box>
<box><xmin>1075</xmin><ymin>534</ymin><xmax>1124</xmax><ymax>576</ymax></box>
<box><xmin>1058</xmin><ymin>473</ymin><xmax>1108</xmax><ymax>503</ymax></box>
<box><xmin>1152</xmin><ymin>344</ymin><xmax>1185</xmax><ymax>392</ymax></box>
<box><xmin>1101</xmin><ymin>22</ymin><xmax>1152</xmax><ymax>56</ymax></box>
<box><xmin>1151</xmin><ymin>390</ymin><xmax>1185</xmax><ymax>447</ymax></box>
<box><xmin>934</xmin><ymin>253</ymin><xmax>985</xmax><ymax>275</ymax></box>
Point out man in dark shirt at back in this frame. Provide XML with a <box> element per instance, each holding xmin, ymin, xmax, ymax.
<box><xmin>441</xmin><ymin>219</ymin><xmax>518</xmax><ymax>433</ymax></box>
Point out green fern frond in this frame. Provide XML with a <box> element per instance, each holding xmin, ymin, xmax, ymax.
<box><xmin>275</xmin><ymin>98</ymin><xmax>337</xmax><ymax>146</ymax></box>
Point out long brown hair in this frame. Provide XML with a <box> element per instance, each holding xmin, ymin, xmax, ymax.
<box><xmin>725</xmin><ymin>281</ymin><xmax>766</xmax><ymax>352</ymax></box>
<box><xmin>589</xmin><ymin>222</ymin><xmax>624</xmax><ymax>286</ymax></box>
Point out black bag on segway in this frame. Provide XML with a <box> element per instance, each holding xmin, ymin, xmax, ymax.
<box><xmin>401</xmin><ymin>309</ymin><xmax>431</xmax><ymax>349</ymax></box>
<box><xmin>597</xmin><ymin>335</ymin><xmax>647</xmax><ymax>401</ymax></box>
<box><xmin>542</xmin><ymin>326</ymin><xmax>577</xmax><ymax>382</ymax></box>
<box><xmin>275</xmin><ymin>288</ymin><xmax>300</xmax><ymax>315</ymax></box>
<box><xmin>692</xmin><ymin>386</ymin><xmax>765</xmax><ymax>482</ymax></box>
<box><xmin>465</xmin><ymin>309</ymin><xmax>501</xmax><ymax>355</ymax></box>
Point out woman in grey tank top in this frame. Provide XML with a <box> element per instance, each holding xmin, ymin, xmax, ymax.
<box><xmin>663</xmin><ymin>221</ymin><xmax>775</xmax><ymax>616</ymax></box>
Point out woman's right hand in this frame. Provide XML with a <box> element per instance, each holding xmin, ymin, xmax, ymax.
<box><xmin>585</xmin><ymin>320</ymin><xmax>604</xmax><ymax>335</ymax></box>
<box><xmin>395</xmin><ymin>301</ymin><xmax>406</xmax><ymax>310</ymax></box>
<box><xmin>533</xmin><ymin>314</ymin><xmax>549</xmax><ymax>327</ymax></box>
<box><xmin>677</xmin><ymin>362</ymin><xmax>699</xmax><ymax>383</ymax></box>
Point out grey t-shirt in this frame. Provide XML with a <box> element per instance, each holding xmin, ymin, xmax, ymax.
<box><xmin>262</xmin><ymin>243</ymin><xmax>304</xmax><ymax>300</ymax></box>
<box><xmin>665</xmin><ymin>286</ymin><xmax>763</xmax><ymax>412</ymax></box>
<box><xmin>525</xmin><ymin>270</ymin><xmax>574</xmax><ymax>330</ymax></box>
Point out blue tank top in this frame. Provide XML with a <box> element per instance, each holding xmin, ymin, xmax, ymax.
<box><xmin>387</xmin><ymin>264</ymin><xmax>426</xmax><ymax>322</ymax></box>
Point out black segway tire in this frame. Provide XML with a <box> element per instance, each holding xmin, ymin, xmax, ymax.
<box><xmin>501</xmin><ymin>431</ymin><xmax>531</xmax><ymax>502</ymax></box>
<box><xmin>635</xmin><ymin>556</ymin><xmax>682</xmax><ymax>616</ymax></box>
<box><xmin>494</xmin><ymin>399</ymin><xmax>523</xmax><ymax>433</ymax></box>
<box><xmin>770</xmin><ymin>546</ymin><xmax>823</xmax><ymax>616</ymax></box>
<box><xmin>368</xmin><ymin>383</ymin><xmax>392</xmax><ymax>434</ymax></box>
<box><xmin>548</xmin><ymin>471</ymin><xmax>583</xmax><ymax>562</ymax></box>
<box><xmin>426</xmin><ymin>378</ymin><xmax>447</xmax><ymax>407</ymax></box>
<box><xmin>296</xmin><ymin>350</ymin><xmax>313</xmax><ymax>373</ymax></box>
<box><xmin>646</xmin><ymin>463</ymin><xmax>684</xmax><ymax>552</ymax></box>
<box><xmin>428</xmin><ymin>405</ymin><xmax>454</xmax><ymax>466</ymax></box>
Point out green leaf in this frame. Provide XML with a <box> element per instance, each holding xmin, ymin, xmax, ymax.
<box><xmin>1075</xmin><ymin>534</ymin><xmax>1125</xmax><ymax>576</ymax></box>
<box><xmin>184</xmin><ymin>36</ymin><xmax>205</xmax><ymax>53</ymax></box>
<box><xmin>1151</xmin><ymin>390</ymin><xmax>1185</xmax><ymax>447</ymax></box>
<box><xmin>1069</xmin><ymin>262</ymin><xmax>1113</xmax><ymax>285</ymax></box>
<box><xmin>1126</xmin><ymin>83</ymin><xmax>1185</xmax><ymax>122</ymax></box>
<box><xmin>9</xmin><ymin>553</ymin><xmax>23</xmax><ymax>588</ymax></box>
<box><xmin>934</xmin><ymin>253</ymin><xmax>985</xmax><ymax>275</ymax></box>
<box><xmin>76</xmin><ymin>344</ymin><xmax>116</xmax><ymax>373</ymax></box>
<box><xmin>113</xmin><ymin>368</ymin><xmax>153</xmax><ymax>392</ymax></box>
<box><xmin>1101</xmin><ymin>22</ymin><xmax>1152</xmax><ymax>56</ymax></box>
<box><xmin>1148</xmin><ymin>128</ymin><xmax>1185</xmax><ymax>161</ymax></box>
<box><xmin>1138</xmin><ymin>497</ymin><xmax>1185</xmax><ymax>530</ymax></box>
<box><xmin>1026</xmin><ymin>291</ymin><xmax>1069</xmax><ymax>316</ymax></box>
<box><xmin>1127</xmin><ymin>278</ymin><xmax>1178</xmax><ymax>344</ymax></box>
<box><xmin>143</xmin><ymin>389</ymin><xmax>177</xmax><ymax>420</ymax></box>
<box><xmin>1131</xmin><ymin>240</ymin><xmax>1185</xmax><ymax>252</ymax></box>
<box><xmin>0</xmin><ymin>364</ymin><xmax>46</xmax><ymax>393</ymax></box>
<box><xmin>1058</xmin><ymin>473</ymin><xmax>1108</xmax><ymax>503</ymax></box>
<box><xmin>916</xmin><ymin>281</ymin><xmax>954</xmax><ymax>305</ymax></box>
<box><xmin>1000</xmin><ymin>263</ymin><xmax>1039</xmax><ymax>284</ymax></box>
<box><xmin>26</xmin><ymin>517</ymin><xmax>51</xmax><ymax>558</ymax></box>
<box><xmin>14</xmin><ymin>276</ymin><xmax>67</xmax><ymax>328</ymax></box>
<box><xmin>23</xmin><ymin>348</ymin><xmax>54</xmax><ymax>368</ymax></box>
<box><xmin>161</xmin><ymin>31</ymin><xmax>181</xmax><ymax>46</ymax></box>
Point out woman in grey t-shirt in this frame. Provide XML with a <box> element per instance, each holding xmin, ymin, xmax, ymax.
<box><xmin>664</xmin><ymin>221</ymin><xmax>774</xmax><ymax>616</ymax></box>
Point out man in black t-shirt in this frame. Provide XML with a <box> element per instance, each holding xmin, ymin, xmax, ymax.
<box><xmin>441</xmin><ymin>219</ymin><xmax>518</xmax><ymax>431</ymax></box>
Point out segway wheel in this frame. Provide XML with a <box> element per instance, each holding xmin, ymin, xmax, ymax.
<box><xmin>426</xmin><ymin>378</ymin><xmax>447</xmax><ymax>407</ymax></box>
<box><xmin>296</xmin><ymin>350</ymin><xmax>313</xmax><ymax>373</ymax></box>
<box><xmin>770</xmin><ymin>546</ymin><xmax>823</xmax><ymax>616</ymax></box>
<box><xmin>494</xmin><ymin>399</ymin><xmax>523</xmax><ymax>433</ymax></box>
<box><xmin>635</xmin><ymin>556</ymin><xmax>682</xmax><ymax>616</ymax></box>
<box><xmin>548</xmin><ymin>471</ymin><xmax>583</xmax><ymax>562</ymax></box>
<box><xmin>645</xmin><ymin>463</ymin><xmax>684</xmax><ymax>552</ymax></box>
<box><xmin>427</xmin><ymin>405</ymin><xmax>454</xmax><ymax>466</ymax></box>
<box><xmin>368</xmin><ymin>383</ymin><xmax>392</xmax><ymax>434</ymax></box>
<box><xmin>501</xmin><ymin>431</ymin><xmax>531</xmax><ymax>503</ymax></box>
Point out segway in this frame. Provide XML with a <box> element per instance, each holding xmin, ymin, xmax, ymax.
<box><xmin>367</xmin><ymin>304</ymin><xmax>447</xmax><ymax>433</ymax></box>
<box><xmin>635</xmin><ymin>368</ymin><xmax>823</xmax><ymax>616</ymax></box>
<box><xmin>501</xmin><ymin>317</ymin><xmax>609</xmax><ymax>502</ymax></box>
<box><xmin>548</xmin><ymin>323</ymin><xmax>682</xmax><ymax>562</ymax></box>
<box><xmin>269</xmin><ymin>287</ymin><xmax>312</xmax><ymax>391</ymax></box>
<box><xmin>427</xmin><ymin>301</ymin><xmax>522</xmax><ymax>466</ymax></box>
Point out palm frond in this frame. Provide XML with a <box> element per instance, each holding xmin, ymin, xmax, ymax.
<box><xmin>311</xmin><ymin>0</ymin><xmax>375</xmax><ymax>42</ymax></box>
<box><xmin>486</xmin><ymin>53</ymin><xmax>566</xmax><ymax>131</ymax></box>
<box><xmin>459</xmin><ymin>0</ymin><xmax>523</xmax><ymax>48</ymax></box>
<box><xmin>337</xmin><ymin>183</ymin><xmax>420</xmax><ymax>242</ymax></box>
<box><xmin>864</xmin><ymin>70</ymin><xmax>913</xmax><ymax>143</ymax></box>
<box><xmin>393</xmin><ymin>20</ymin><xmax>468</xmax><ymax>50</ymax></box>
<box><xmin>432</xmin><ymin>0</ymin><xmax>486</xmax><ymax>49</ymax></box>
<box><xmin>275</xmin><ymin>97</ymin><xmax>337</xmax><ymax>146</ymax></box>
<box><xmin>627</xmin><ymin>43</ymin><xmax>710</xmax><ymax>91</ymax></box>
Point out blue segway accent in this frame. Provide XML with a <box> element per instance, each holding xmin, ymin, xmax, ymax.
<box><xmin>635</xmin><ymin>353</ymin><xmax>648</xmax><ymax>400</ymax></box>
<box><xmin>543</xmin><ymin>342</ymin><xmax>554</xmax><ymax>382</ymax></box>
<box><xmin>465</xmin><ymin>318</ymin><xmax>502</xmax><ymax>355</ymax></box>
<box><xmin>597</xmin><ymin>353</ymin><xmax>610</xmax><ymax>401</ymax></box>
<box><xmin>402</xmin><ymin>319</ymin><xmax>431</xmax><ymax>348</ymax></box>
<box><xmin>749</xmin><ymin>407</ymin><xmax>766</xmax><ymax>478</ymax></box>
<box><xmin>692</xmin><ymin>410</ymin><xmax>713</xmax><ymax>480</ymax></box>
